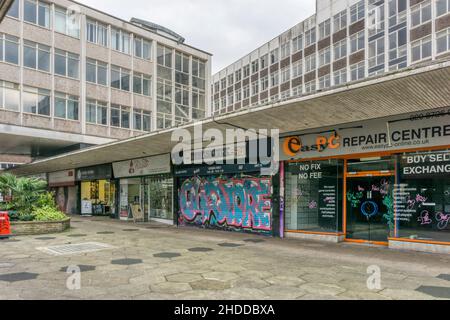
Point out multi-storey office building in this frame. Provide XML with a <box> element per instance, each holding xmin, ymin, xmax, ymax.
<box><xmin>0</xmin><ymin>0</ymin><xmax>211</xmax><ymax>169</ymax></box>
<box><xmin>212</xmin><ymin>0</ymin><xmax>450</xmax><ymax>114</ymax></box>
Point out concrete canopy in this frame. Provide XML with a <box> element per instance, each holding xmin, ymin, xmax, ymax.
<box><xmin>9</xmin><ymin>58</ymin><xmax>450</xmax><ymax>176</ymax></box>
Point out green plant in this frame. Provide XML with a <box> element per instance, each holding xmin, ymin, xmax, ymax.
<box><xmin>35</xmin><ymin>192</ymin><xmax>58</xmax><ymax>210</ymax></box>
<box><xmin>33</xmin><ymin>205</ymin><xmax>67</xmax><ymax>222</ymax></box>
<box><xmin>0</xmin><ymin>173</ymin><xmax>47</xmax><ymax>220</ymax></box>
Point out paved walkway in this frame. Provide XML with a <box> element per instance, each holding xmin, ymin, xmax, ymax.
<box><xmin>0</xmin><ymin>216</ymin><xmax>449</xmax><ymax>300</ymax></box>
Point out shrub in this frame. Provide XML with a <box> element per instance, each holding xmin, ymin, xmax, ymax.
<box><xmin>0</xmin><ymin>173</ymin><xmax>47</xmax><ymax>219</ymax></box>
<box><xmin>33</xmin><ymin>205</ymin><xmax>67</xmax><ymax>222</ymax></box>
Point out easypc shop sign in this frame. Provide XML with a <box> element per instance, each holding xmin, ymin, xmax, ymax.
<box><xmin>280</xmin><ymin>109</ymin><xmax>450</xmax><ymax>160</ymax></box>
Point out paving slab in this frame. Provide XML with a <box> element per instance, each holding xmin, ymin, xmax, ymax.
<box><xmin>0</xmin><ymin>216</ymin><xmax>448</xmax><ymax>300</ymax></box>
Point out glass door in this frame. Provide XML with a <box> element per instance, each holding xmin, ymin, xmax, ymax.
<box><xmin>346</xmin><ymin>174</ymin><xmax>394</xmax><ymax>243</ymax></box>
<box><xmin>345</xmin><ymin>157</ymin><xmax>396</xmax><ymax>244</ymax></box>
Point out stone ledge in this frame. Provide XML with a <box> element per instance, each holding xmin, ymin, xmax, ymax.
<box><xmin>389</xmin><ymin>240</ymin><xmax>450</xmax><ymax>255</ymax></box>
<box><xmin>285</xmin><ymin>232</ymin><xmax>344</xmax><ymax>243</ymax></box>
<box><xmin>11</xmin><ymin>218</ymin><xmax>71</xmax><ymax>236</ymax></box>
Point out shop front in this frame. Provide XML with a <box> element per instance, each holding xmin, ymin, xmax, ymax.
<box><xmin>281</xmin><ymin>107</ymin><xmax>450</xmax><ymax>253</ymax></box>
<box><xmin>76</xmin><ymin>164</ymin><xmax>117</xmax><ymax>217</ymax></box>
<box><xmin>112</xmin><ymin>154</ymin><xmax>173</xmax><ymax>224</ymax></box>
<box><xmin>175</xmin><ymin>163</ymin><xmax>276</xmax><ymax>236</ymax></box>
<box><xmin>48</xmin><ymin>169</ymin><xmax>77</xmax><ymax>215</ymax></box>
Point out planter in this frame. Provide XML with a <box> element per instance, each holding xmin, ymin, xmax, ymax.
<box><xmin>10</xmin><ymin>218</ymin><xmax>71</xmax><ymax>236</ymax></box>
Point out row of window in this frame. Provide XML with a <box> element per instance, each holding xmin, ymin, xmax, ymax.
<box><xmin>0</xmin><ymin>81</ymin><xmax>151</xmax><ymax>131</ymax></box>
<box><xmin>214</xmin><ymin>25</ymin><xmax>449</xmax><ymax>93</ymax></box>
<box><xmin>215</xmin><ymin>27</ymin><xmax>450</xmax><ymax>108</ymax></box>
<box><xmin>214</xmin><ymin>61</ymin><xmax>366</xmax><ymax>111</ymax></box>
<box><xmin>7</xmin><ymin>0</ymin><xmax>153</xmax><ymax>60</ymax></box>
<box><xmin>0</xmin><ymin>35</ymin><xmax>153</xmax><ymax>96</ymax></box>
<box><xmin>213</xmin><ymin>0</ymin><xmax>450</xmax><ymax>92</ymax></box>
<box><xmin>85</xmin><ymin>100</ymin><xmax>151</xmax><ymax>131</ymax></box>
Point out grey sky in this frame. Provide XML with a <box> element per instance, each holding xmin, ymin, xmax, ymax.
<box><xmin>77</xmin><ymin>0</ymin><xmax>316</xmax><ymax>74</ymax></box>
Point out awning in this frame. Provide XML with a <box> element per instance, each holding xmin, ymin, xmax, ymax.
<box><xmin>9</xmin><ymin>58</ymin><xmax>450</xmax><ymax>176</ymax></box>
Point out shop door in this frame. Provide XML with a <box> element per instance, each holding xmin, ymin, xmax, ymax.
<box><xmin>346</xmin><ymin>172</ymin><xmax>394</xmax><ymax>244</ymax></box>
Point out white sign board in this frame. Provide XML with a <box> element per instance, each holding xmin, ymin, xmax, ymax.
<box><xmin>48</xmin><ymin>169</ymin><xmax>75</xmax><ymax>187</ymax></box>
<box><xmin>113</xmin><ymin>154</ymin><xmax>171</xmax><ymax>178</ymax></box>
<box><xmin>81</xmin><ymin>200</ymin><xmax>92</xmax><ymax>216</ymax></box>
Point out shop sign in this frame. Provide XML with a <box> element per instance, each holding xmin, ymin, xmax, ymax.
<box><xmin>48</xmin><ymin>169</ymin><xmax>75</xmax><ymax>187</ymax></box>
<box><xmin>113</xmin><ymin>154</ymin><xmax>171</xmax><ymax>178</ymax></box>
<box><xmin>174</xmin><ymin>163</ymin><xmax>271</xmax><ymax>177</ymax></box>
<box><xmin>194</xmin><ymin>144</ymin><xmax>247</xmax><ymax>163</ymax></box>
<box><xmin>401</xmin><ymin>151</ymin><xmax>450</xmax><ymax>179</ymax></box>
<box><xmin>76</xmin><ymin>164</ymin><xmax>112</xmax><ymax>181</ymax></box>
<box><xmin>280</xmin><ymin>108</ymin><xmax>450</xmax><ymax>160</ymax></box>
<box><xmin>288</xmin><ymin>161</ymin><xmax>339</xmax><ymax>223</ymax></box>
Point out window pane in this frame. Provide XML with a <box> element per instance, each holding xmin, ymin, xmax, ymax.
<box><xmin>121</xmin><ymin>109</ymin><xmax>130</xmax><ymax>128</ymax></box>
<box><xmin>111</xmin><ymin>68</ymin><xmax>120</xmax><ymax>89</ymax></box>
<box><xmin>86</xmin><ymin>102</ymin><xmax>96</xmax><ymax>123</ymax></box>
<box><xmin>54</xmin><ymin>97</ymin><xmax>66</xmax><ymax>118</ymax></box>
<box><xmin>5</xmin><ymin>39</ymin><xmax>19</xmax><ymax>64</ymax></box>
<box><xmin>134</xmin><ymin>112</ymin><xmax>142</xmax><ymax>130</ymax></box>
<box><xmin>4</xmin><ymin>88</ymin><xmax>19</xmax><ymax>111</ymax></box>
<box><xmin>55</xmin><ymin>9</ymin><xmax>66</xmax><ymax>33</ymax></box>
<box><xmin>143</xmin><ymin>114</ymin><xmax>151</xmax><ymax>131</ymax></box>
<box><xmin>24</xmin><ymin>0</ymin><xmax>37</xmax><ymax>24</ymax></box>
<box><xmin>111</xmin><ymin>108</ymin><xmax>120</xmax><ymax>127</ymax></box>
<box><xmin>97</xmin><ymin>106</ymin><xmax>107</xmax><ymax>125</ymax></box>
<box><xmin>24</xmin><ymin>45</ymin><xmax>36</xmax><ymax>69</ymax></box>
<box><xmin>133</xmin><ymin>75</ymin><xmax>142</xmax><ymax>94</ymax></box>
<box><xmin>422</xmin><ymin>40</ymin><xmax>432</xmax><ymax>58</ymax></box>
<box><xmin>67</xmin><ymin>99</ymin><xmax>79</xmax><ymax>120</ymax></box>
<box><xmin>143</xmin><ymin>77</ymin><xmax>151</xmax><ymax>96</ymax></box>
<box><xmin>134</xmin><ymin>38</ymin><xmax>142</xmax><ymax>58</ymax></box>
<box><xmin>23</xmin><ymin>91</ymin><xmax>37</xmax><ymax>113</ymax></box>
<box><xmin>86</xmin><ymin>61</ymin><xmax>96</xmax><ymax>83</ymax></box>
<box><xmin>38</xmin><ymin>49</ymin><xmax>50</xmax><ymax>71</ymax></box>
<box><xmin>55</xmin><ymin>53</ymin><xmax>66</xmax><ymax>76</ymax></box>
<box><xmin>68</xmin><ymin>56</ymin><xmax>79</xmax><ymax>78</ymax></box>
<box><xmin>121</xmin><ymin>71</ymin><xmax>130</xmax><ymax>91</ymax></box>
<box><xmin>143</xmin><ymin>41</ymin><xmax>151</xmax><ymax>60</ymax></box>
<box><xmin>38</xmin><ymin>92</ymin><xmax>50</xmax><ymax>115</ymax></box>
<box><xmin>38</xmin><ymin>3</ymin><xmax>50</xmax><ymax>28</ymax></box>
<box><xmin>98</xmin><ymin>64</ymin><xmax>107</xmax><ymax>85</ymax></box>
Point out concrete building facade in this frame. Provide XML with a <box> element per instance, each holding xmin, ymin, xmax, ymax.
<box><xmin>212</xmin><ymin>0</ymin><xmax>450</xmax><ymax>115</ymax></box>
<box><xmin>0</xmin><ymin>0</ymin><xmax>211</xmax><ymax>168</ymax></box>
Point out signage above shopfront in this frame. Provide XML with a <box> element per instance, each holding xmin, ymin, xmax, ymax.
<box><xmin>113</xmin><ymin>154</ymin><xmax>171</xmax><ymax>178</ymax></box>
<box><xmin>48</xmin><ymin>169</ymin><xmax>75</xmax><ymax>187</ymax></box>
<box><xmin>174</xmin><ymin>163</ymin><xmax>271</xmax><ymax>177</ymax></box>
<box><xmin>401</xmin><ymin>151</ymin><xmax>450</xmax><ymax>179</ymax></box>
<box><xmin>76</xmin><ymin>164</ymin><xmax>113</xmax><ymax>181</ymax></box>
<box><xmin>280</xmin><ymin>107</ymin><xmax>450</xmax><ymax>161</ymax></box>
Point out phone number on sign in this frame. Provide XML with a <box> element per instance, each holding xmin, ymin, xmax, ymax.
<box><xmin>409</xmin><ymin>108</ymin><xmax>450</xmax><ymax>121</ymax></box>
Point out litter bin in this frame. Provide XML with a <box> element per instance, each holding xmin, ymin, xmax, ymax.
<box><xmin>0</xmin><ymin>211</ymin><xmax>11</xmax><ymax>239</ymax></box>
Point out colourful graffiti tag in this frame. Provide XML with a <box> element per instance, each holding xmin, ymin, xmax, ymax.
<box><xmin>178</xmin><ymin>176</ymin><xmax>272</xmax><ymax>232</ymax></box>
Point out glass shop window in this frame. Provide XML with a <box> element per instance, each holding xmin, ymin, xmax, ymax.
<box><xmin>285</xmin><ymin>159</ymin><xmax>344</xmax><ymax>233</ymax></box>
<box><xmin>395</xmin><ymin>150</ymin><xmax>450</xmax><ymax>243</ymax></box>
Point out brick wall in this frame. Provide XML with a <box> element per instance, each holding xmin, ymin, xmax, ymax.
<box><xmin>11</xmin><ymin>218</ymin><xmax>71</xmax><ymax>236</ymax></box>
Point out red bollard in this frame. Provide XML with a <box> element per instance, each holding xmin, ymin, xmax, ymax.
<box><xmin>0</xmin><ymin>211</ymin><xmax>11</xmax><ymax>239</ymax></box>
